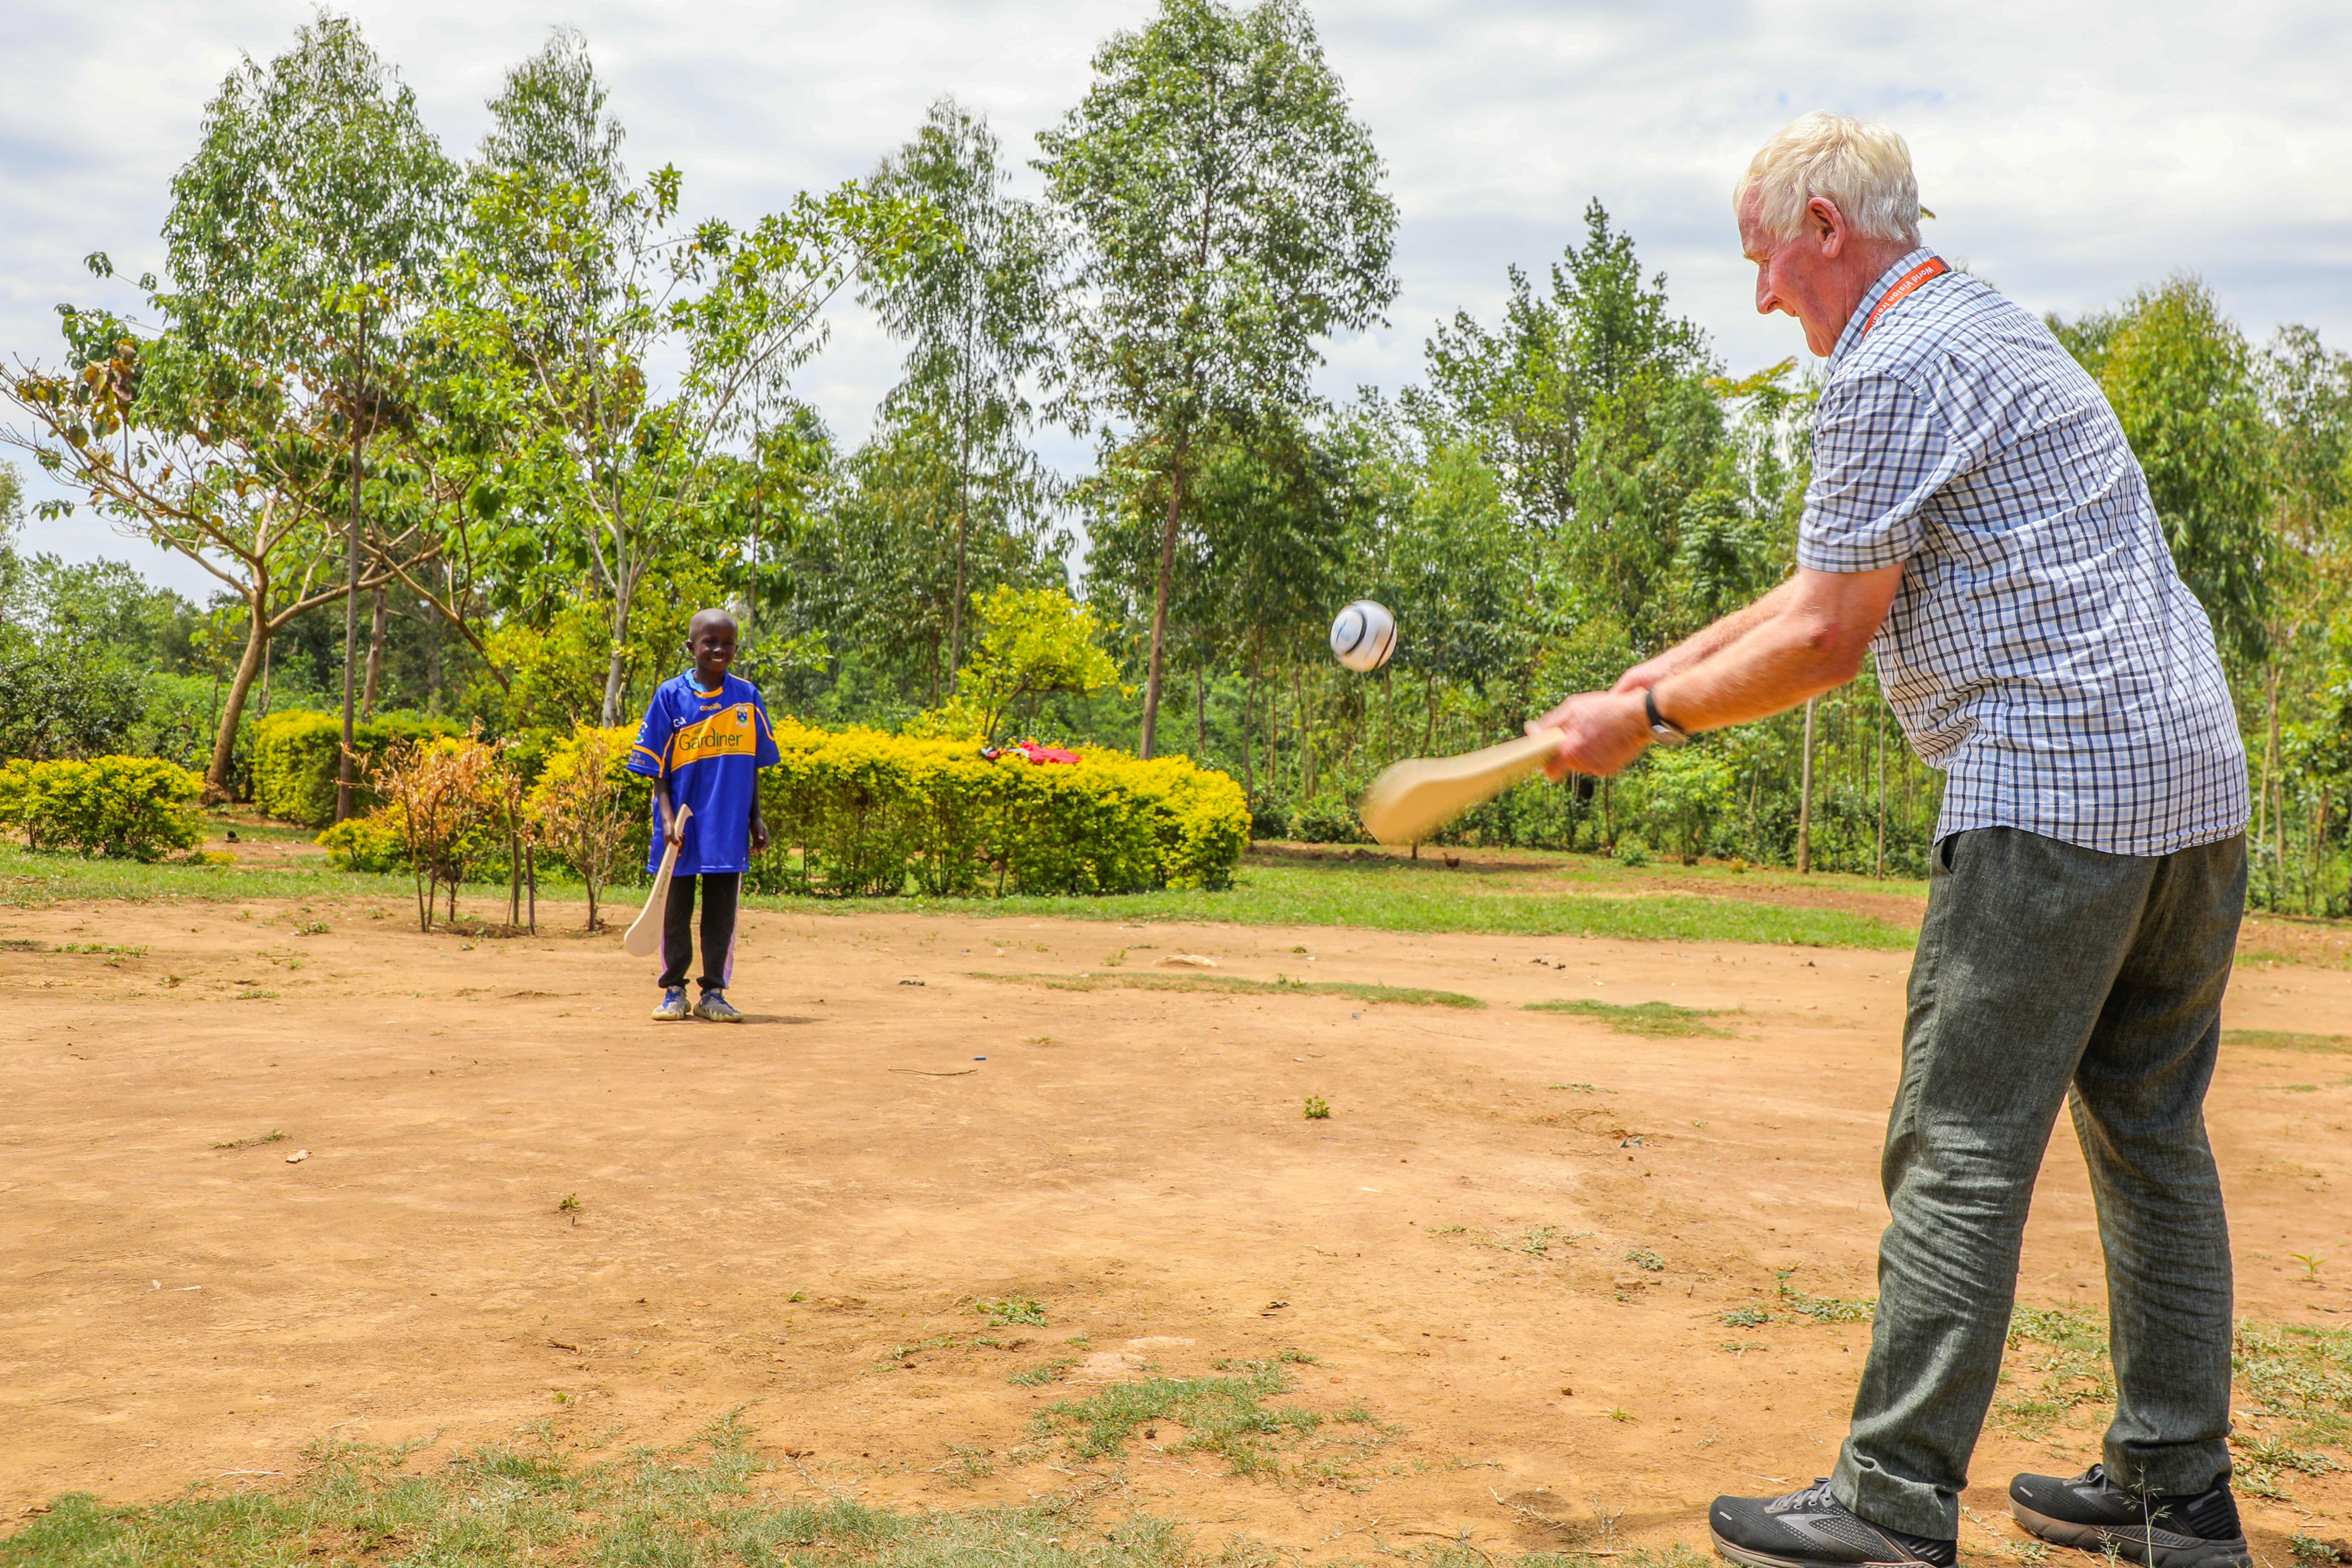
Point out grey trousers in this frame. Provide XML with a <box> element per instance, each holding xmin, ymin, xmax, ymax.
<box><xmin>1830</xmin><ymin>827</ymin><xmax>2246</xmax><ymax>1539</ymax></box>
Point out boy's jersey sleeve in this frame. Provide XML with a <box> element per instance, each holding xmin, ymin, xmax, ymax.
<box><xmin>752</xmin><ymin>693</ymin><xmax>782</xmax><ymax>768</ymax></box>
<box><xmin>626</xmin><ymin>687</ymin><xmax>670</xmax><ymax>778</ymax></box>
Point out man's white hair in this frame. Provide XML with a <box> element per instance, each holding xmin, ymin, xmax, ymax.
<box><xmin>1735</xmin><ymin>112</ymin><xmax>1921</xmax><ymax>247</ymax></box>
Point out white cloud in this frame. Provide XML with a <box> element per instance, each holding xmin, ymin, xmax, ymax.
<box><xmin>6</xmin><ymin>0</ymin><xmax>2347</xmax><ymax>597</ymax></box>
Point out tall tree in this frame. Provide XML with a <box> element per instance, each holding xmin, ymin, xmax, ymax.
<box><xmin>2052</xmin><ymin>276</ymin><xmax>2274</xmax><ymax>666</ymax></box>
<box><xmin>863</xmin><ymin>98</ymin><xmax>1061</xmax><ymax>683</ymax></box>
<box><xmin>1037</xmin><ymin>0</ymin><xmax>1396</xmax><ymax>757</ymax></box>
<box><xmin>449</xmin><ymin>31</ymin><xmax>947</xmax><ymax>725</ymax></box>
<box><xmin>158</xmin><ymin>12</ymin><xmax>454</xmax><ymax>818</ymax></box>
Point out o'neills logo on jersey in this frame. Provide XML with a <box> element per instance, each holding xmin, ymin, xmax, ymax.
<box><xmin>670</xmin><ymin>705</ymin><xmax>756</xmax><ymax>763</ymax></box>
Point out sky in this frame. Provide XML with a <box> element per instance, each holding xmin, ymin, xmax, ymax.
<box><xmin>5</xmin><ymin>0</ymin><xmax>2348</xmax><ymax>599</ymax></box>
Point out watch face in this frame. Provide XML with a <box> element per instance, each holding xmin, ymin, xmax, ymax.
<box><xmin>1650</xmin><ymin>724</ymin><xmax>1688</xmax><ymax>748</ymax></box>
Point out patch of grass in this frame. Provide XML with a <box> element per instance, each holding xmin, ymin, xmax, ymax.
<box><xmin>1035</xmin><ymin>1362</ymin><xmax>1325</xmax><ymax>1474</ymax></box>
<box><xmin>0</xmin><ymin>1412</ymin><xmax>1206</xmax><ymax>1568</ymax></box>
<box><xmin>53</xmin><ymin>942</ymin><xmax>149</xmax><ymax>957</ymax></box>
<box><xmin>1525</xmin><ymin>999</ymin><xmax>1733</xmax><ymax>1036</ymax></box>
<box><xmin>763</xmin><ymin>853</ymin><xmax>1919</xmax><ymax>951</ymax></box>
<box><xmin>2226</xmin><ymin>1029</ymin><xmax>2352</xmax><ymax>1056</ymax></box>
<box><xmin>971</xmin><ymin>971</ymin><xmax>1484</xmax><ymax>1009</ymax></box>
<box><xmin>1776</xmin><ymin>1270</ymin><xmax>1875</xmax><ymax>1323</ymax></box>
<box><xmin>976</xmin><ymin>1296</ymin><xmax>1048</xmax><ymax>1328</ymax></box>
<box><xmin>1303</xmin><ymin>1095</ymin><xmax>1331</xmax><ymax>1119</ymax></box>
<box><xmin>208</xmin><ymin>1130</ymin><xmax>287</xmax><ymax>1151</ymax></box>
<box><xmin>1720</xmin><ymin>1306</ymin><xmax>1772</xmax><ymax>1327</ymax></box>
<box><xmin>1624</xmin><ymin>1248</ymin><xmax>1666</xmax><ymax>1271</ymax></box>
<box><xmin>1009</xmin><ymin>1358</ymin><xmax>1078</xmax><ymax>1387</ymax></box>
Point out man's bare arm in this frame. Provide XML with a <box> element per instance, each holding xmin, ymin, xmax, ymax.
<box><xmin>1611</xmin><ymin>575</ymin><xmax>1800</xmax><ymax>695</ymax></box>
<box><xmin>1531</xmin><ymin>564</ymin><xmax>1903</xmax><ymax>779</ymax></box>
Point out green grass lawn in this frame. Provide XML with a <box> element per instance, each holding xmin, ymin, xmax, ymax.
<box><xmin>0</xmin><ymin>841</ymin><xmax>1919</xmax><ymax>950</ymax></box>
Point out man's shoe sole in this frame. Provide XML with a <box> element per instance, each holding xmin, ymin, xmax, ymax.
<box><xmin>1710</xmin><ymin>1530</ymin><xmax>1942</xmax><ymax>1568</ymax></box>
<box><xmin>2010</xmin><ymin>1502</ymin><xmax>2250</xmax><ymax>1568</ymax></box>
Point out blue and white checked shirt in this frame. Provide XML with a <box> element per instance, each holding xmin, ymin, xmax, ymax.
<box><xmin>1799</xmin><ymin>248</ymin><xmax>2249</xmax><ymax>856</ymax></box>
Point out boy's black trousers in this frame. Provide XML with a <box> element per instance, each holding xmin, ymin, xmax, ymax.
<box><xmin>658</xmin><ymin>872</ymin><xmax>740</xmax><ymax>992</ymax></box>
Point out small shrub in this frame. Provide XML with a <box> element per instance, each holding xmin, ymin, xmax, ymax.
<box><xmin>1625</xmin><ymin>1248</ymin><xmax>1666</xmax><ymax>1271</ymax></box>
<box><xmin>1303</xmin><ymin>1095</ymin><xmax>1331</xmax><ymax>1120</ymax></box>
<box><xmin>0</xmin><ymin>755</ymin><xmax>204</xmax><ymax>860</ymax></box>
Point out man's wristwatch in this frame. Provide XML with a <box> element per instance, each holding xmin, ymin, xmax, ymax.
<box><xmin>1644</xmin><ymin>689</ymin><xmax>1689</xmax><ymax>748</ymax></box>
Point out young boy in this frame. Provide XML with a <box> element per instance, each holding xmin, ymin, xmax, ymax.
<box><xmin>626</xmin><ymin>608</ymin><xmax>781</xmax><ymax>1022</ymax></box>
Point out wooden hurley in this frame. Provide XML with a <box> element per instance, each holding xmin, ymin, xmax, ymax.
<box><xmin>621</xmin><ymin>803</ymin><xmax>693</xmax><ymax>958</ymax></box>
<box><xmin>1355</xmin><ymin>728</ymin><xmax>1567</xmax><ymax>847</ymax></box>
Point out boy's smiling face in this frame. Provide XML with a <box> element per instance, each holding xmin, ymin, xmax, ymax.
<box><xmin>686</xmin><ymin>611</ymin><xmax>738</xmax><ymax>689</ymax></box>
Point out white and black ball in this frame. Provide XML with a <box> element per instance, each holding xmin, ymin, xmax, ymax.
<box><xmin>1329</xmin><ymin>599</ymin><xmax>1397</xmax><ymax>672</ymax></box>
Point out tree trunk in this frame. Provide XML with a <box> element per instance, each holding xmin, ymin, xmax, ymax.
<box><xmin>362</xmin><ymin>585</ymin><xmax>388</xmax><ymax>721</ymax></box>
<box><xmin>600</xmin><ymin>575</ymin><xmax>635</xmax><ymax>728</ymax></box>
<box><xmin>1874</xmin><ymin>705</ymin><xmax>1886</xmax><ymax>879</ymax></box>
<box><xmin>1137</xmin><ymin>439</ymin><xmax>1189</xmax><ymax>760</ymax></box>
<box><xmin>1294</xmin><ymin>666</ymin><xmax>1313</xmax><ymax>802</ymax></box>
<box><xmin>1194</xmin><ymin>658</ymin><xmax>1206</xmax><ymax>758</ymax></box>
<box><xmin>948</xmin><ymin>499</ymin><xmax>969</xmax><ymax>691</ymax></box>
<box><xmin>1240</xmin><ymin>670</ymin><xmax>1255</xmax><ymax>795</ymax></box>
<box><xmin>205</xmin><ymin>602</ymin><xmax>270</xmax><ymax>802</ymax></box>
<box><xmin>1797</xmin><ymin>696</ymin><xmax>1818</xmax><ymax>875</ymax></box>
<box><xmin>337</xmin><ymin>302</ymin><xmax>368</xmax><ymax>825</ymax></box>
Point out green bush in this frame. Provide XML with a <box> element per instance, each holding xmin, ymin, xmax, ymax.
<box><xmin>0</xmin><ymin>755</ymin><xmax>205</xmax><ymax>860</ymax></box>
<box><xmin>251</xmin><ymin>709</ymin><xmax>461</xmax><ymax>827</ymax></box>
<box><xmin>318</xmin><ymin>719</ymin><xmax>1249</xmax><ymax>899</ymax></box>
<box><xmin>753</xmin><ymin>721</ymin><xmax>1247</xmax><ymax>897</ymax></box>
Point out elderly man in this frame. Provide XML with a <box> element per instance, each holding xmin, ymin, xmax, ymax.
<box><xmin>1533</xmin><ymin>114</ymin><xmax>2251</xmax><ymax>1568</ymax></box>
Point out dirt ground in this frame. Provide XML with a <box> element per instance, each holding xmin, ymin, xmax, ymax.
<box><xmin>3</xmin><ymin>883</ymin><xmax>2350</xmax><ymax>1562</ymax></box>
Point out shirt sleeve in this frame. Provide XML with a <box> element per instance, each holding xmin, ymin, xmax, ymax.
<box><xmin>752</xmin><ymin>693</ymin><xmax>781</xmax><ymax>769</ymax></box>
<box><xmin>625</xmin><ymin>688</ymin><xmax>669</xmax><ymax>778</ymax></box>
<box><xmin>1798</xmin><ymin>371</ymin><xmax>1962</xmax><ymax>573</ymax></box>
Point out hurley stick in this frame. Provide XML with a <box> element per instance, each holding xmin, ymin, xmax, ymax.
<box><xmin>1356</xmin><ymin>728</ymin><xmax>1567</xmax><ymax>847</ymax></box>
<box><xmin>622</xmin><ymin>803</ymin><xmax>693</xmax><ymax>958</ymax></box>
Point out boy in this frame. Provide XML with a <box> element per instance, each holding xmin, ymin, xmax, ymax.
<box><xmin>626</xmin><ymin>608</ymin><xmax>781</xmax><ymax>1022</ymax></box>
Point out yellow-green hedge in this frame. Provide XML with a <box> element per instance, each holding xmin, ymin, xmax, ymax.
<box><xmin>754</xmin><ymin>722</ymin><xmax>1246</xmax><ymax>897</ymax></box>
<box><xmin>0</xmin><ymin>755</ymin><xmax>205</xmax><ymax>860</ymax></box>
<box><xmin>252</xmin><ymin>710</ymin><xmax>462</xmax><ymax>828</ymax></box>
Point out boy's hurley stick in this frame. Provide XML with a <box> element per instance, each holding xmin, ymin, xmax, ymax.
<box><xmin>1356</xmin><ymin>728</ymin><xmax>1568</xmax><ymax>847</ymax></box>
<box><xmin>622</xmin><ymin>804</ymin><xmax>692</xmax><ymax>959</ymax></box>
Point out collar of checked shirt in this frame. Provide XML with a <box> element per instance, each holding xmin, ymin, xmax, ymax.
<box><xmin>1827</xmin><ymin>246</ymin><xmax>1945</xmax><ymax>367</ymax></box>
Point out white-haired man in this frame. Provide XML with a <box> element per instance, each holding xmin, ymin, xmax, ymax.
<box><xmin>1533</xmin><ymin>114</ymin><xmax>2251</xmax><ymax>1568</ymax></box>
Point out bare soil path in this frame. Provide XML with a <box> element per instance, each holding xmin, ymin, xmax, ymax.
<box><xmin>3</xmin><ymin>895</ymin><xmax>2348</xmax><ymax>1561</ymax></box>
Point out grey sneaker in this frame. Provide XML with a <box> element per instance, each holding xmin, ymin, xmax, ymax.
<box><xmin>1710</xmin><ymin>1480</ymin><xmax>1955</xmax><ymax>1568</ymax></box>
<box><xmin>694</xmin><ymin>989</ymin><xmax>744</xmax><ymax>1022</ymax></box>
<box><xmin>2009</xmin><ymin>1465</ymin><xmax>2249</xmax><ymax>1568</ymax></box>
<box><xmin>652</xmin><ymin>987</ymin><xmax>690</xmax><ymax>1021</ymax></box>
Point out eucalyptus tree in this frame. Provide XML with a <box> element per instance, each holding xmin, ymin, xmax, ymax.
<box><xmin>1037</xmin><ymin>0</ymin><xmax>1396</xmax><ymax>756</ymax></box>
<box><xmin>1411</xmin><ymin>201</ymin><xmax>1722</xmax><ymax>656</ymax></box>
<box><xmin>448</xmin><ymin>31</ymin><xmax>949</xmax><ymax>725</ymax></box>
<box><xmin>2052</xmin><ymin>276</ymin><xmax>2274</xmax><ymax>667</ymax></box>
<box><xmin>157</xmin><ymin>12</ymin><xmax>455</xmax><ymax>817</ymax></box>
<box><xmin>862</xmin><ymin>98</ymin><xmax>1061</xmax><ymax>683</ymax></box>
<box><xmin>3</xmin><ymin>17</ymin><xmax>449</xmax><ymax>798</ymax></box>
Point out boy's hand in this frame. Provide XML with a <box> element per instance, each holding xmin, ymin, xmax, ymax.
<box><xmin>750</xmin><ymin>815</ymin><xmax>770</xmax><ymax>854</ymax></box>
<box><xmin>664</xmin><ymin>813</ymin><xmax>687</xmax><ymax>848</ymax></box>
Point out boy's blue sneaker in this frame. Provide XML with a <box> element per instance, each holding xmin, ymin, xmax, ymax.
<box><xmin>694</xmin><ymin>990</ymin><xmax>744</xmax><ymax>1023</ymax></box>
<box><xmin>652</xmin><ymin>987</ymin><xmax>691</xmax><ymax>1021</ymax></box>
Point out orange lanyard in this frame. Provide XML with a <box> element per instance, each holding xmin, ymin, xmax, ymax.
<box><xmin>1859</xmin><ymin>257</ymin><xmax>1949</xmax><ymax>339</ymax></box>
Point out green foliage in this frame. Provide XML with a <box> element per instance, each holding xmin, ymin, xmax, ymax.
<box><xmin>0</xmin><ymin>755</ymin><xmax>204</xmax><ymax>860</ymax></box>
<box><xmin>975</xmin><ymin>1296</ymin><xmax>1048</xmax><ymax>1327</ymax></box>
<box><xmin>2054</xmin><ymin>277</ymin><xmax>2275</xmax><ymax>664</ymax></box>
<box><xmin>250</xmin><ymin>709</ymin><xmax>461</xmax><ymax>828</ymax></box>
<box><xmin>753</xmin><ymin>720</ymin><xmax>1247</xmax><ymax>897</ymax></box>
<box><xmin>956</xmin><ymin>585</ymin><xmax>1125</xmax><ymax>745</ymax></box>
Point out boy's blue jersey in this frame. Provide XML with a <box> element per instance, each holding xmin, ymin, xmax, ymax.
<box><xmin>626</xmin><ymin>671</ymin><xmax>782</xmax><ymax>875</ymax></box>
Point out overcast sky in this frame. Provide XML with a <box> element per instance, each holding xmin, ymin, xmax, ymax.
<box><xmin>6</xmin><ymin>0</ymin><xmax>2348</xmax><ymax>599</ymax></box>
